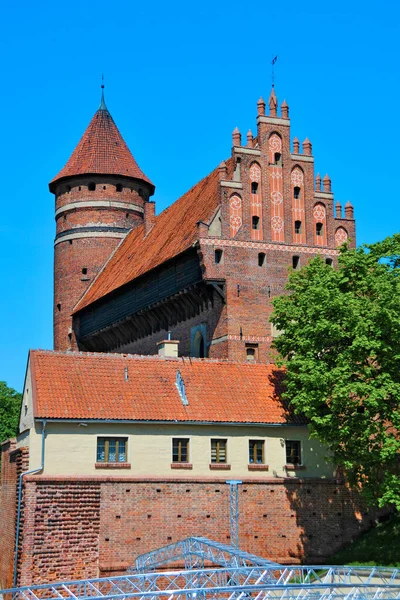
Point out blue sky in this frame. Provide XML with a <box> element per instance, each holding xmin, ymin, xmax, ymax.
<box><xmin>1</xmin><ymin>0</ymin><xmax>399</xmax><ymax>391</ymax></box>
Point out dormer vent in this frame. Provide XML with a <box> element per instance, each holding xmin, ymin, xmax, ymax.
<box><xmin>176</xmin><ymin>370</ymin><xmax>188</xmax><ymax>406</ymax></box>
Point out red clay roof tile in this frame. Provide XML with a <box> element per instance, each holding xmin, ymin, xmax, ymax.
<box><xmin>73</xmin><ymin>164</ymin><xmax>222</xmax><ymax>312</ymax></box>
<box><xmin>29</xmin><ymin>351</ymin><xmax>304</xmax><ymax>425</ymax></box>
<box><xmin>49</xmin><ymin>106</ymin><xmax>153</xmax><ymax>192</ymax></box>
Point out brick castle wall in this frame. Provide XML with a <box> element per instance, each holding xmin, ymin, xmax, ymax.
<box><xmin>13</xmin><ymin>476</ymin><xmax>380</xmax><ymax>586</ymax></box>
<box><xmin>0</xmin><ymin>441</ymin><xmax>29</xmax><ymax>589</ymax></box>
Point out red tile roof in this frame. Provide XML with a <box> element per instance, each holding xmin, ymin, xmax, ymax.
<box><xmin>74</xmin><ymin>164</ymin><xmax>222</xmax><ymax>313</ymax></box>
<box><xmin>49</xmin><ymin>105</ymin><xmax>153</xmax><ymax>192</ymax></box>
<box><xmin>29</xmin><ymin>351</ymin><xmax>304</xmax><ymax>425</ymax></box>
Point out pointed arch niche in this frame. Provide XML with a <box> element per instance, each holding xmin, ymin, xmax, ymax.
<box><xmin>229</xmin><ymin>194</ymin><xmax>243</xmax><ymax>238</ymax></box>
<box><xmin>249</xmin><ymin>162</ymin><xmax>263</xmax><ymax>241</ymax></box>
<box><xmin>335</xmin><ymin>226</ymin><xmax>348</xmax><ymax>247</ymax></box>
<box><xmin>291</xmin><ymin>166</ymin><xmax>305</xmax><ymax>244</ymax></box>
<box><xmin>268</xmin><ymin>133</ymin><xmax>284</xmax><ymax>242</ymax></box>
<box><xmin>313</xmin><ymin>202</ymin><xmax>327</xmax><ymax>246</ymax></box>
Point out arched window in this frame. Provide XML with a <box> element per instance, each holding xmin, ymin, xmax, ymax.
<box><xmin>292</xmin><ymin>256</ymin><xmax>300</xmax><ymax>270</ymax></box>
<box><xmin>116</xmin><ymin>183</ymin><xmax>123</xmax><ymax>192</ymax></box>
<box><xmin>294</xmin><ymin>186</ymin><xmax>301</xmax><ymax>199</ymax></box>
<box><xmin>274</xmin><ymin>152</ymin><xmax>282</xmax><ymax>165</ymax></box>
<box><xmin>215</xmin><ymin>249</ymin><xmax>223</xmax><ymax>264</ymax></box>
<box><xmin>88</xmin><ymin>182</ymin><xmax>96</xmax><ymax>191</ymax></box>
<box><xmin>294</xmin><ymin>220</ymin><xmax>302</xmax><ymax>234</ymax></box>
<box><xmin>193</xmin><ymin>331</ymin><xmax>205</xmax><ymax>358</ymax></box>
<box><xmin>251</xmin><ymin>181</ymin><xmax>258</xmax><ymax>194</ymax></box>
<box><xmin>316</xmin><ymin>222</ymin><xmax>323</xmax><ymax>236</ymax></box>
<box><xmin>252</xmin><ymin>216</ymin><xmax>260</xmax><ymax>230</ymax></box>
<box><xmin>258</xmin><ymin>252</ymin><xmax>266</xmax><ymax>267</ymax></box>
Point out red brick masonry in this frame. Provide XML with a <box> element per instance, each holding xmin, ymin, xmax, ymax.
<box><xmin>11</xmin><ymin>474</ymin><xmax>380</xmax><ymax>587</ymax></box>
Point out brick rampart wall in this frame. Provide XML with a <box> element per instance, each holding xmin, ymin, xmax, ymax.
<box><xmin>13</xmin><ymin>476</ymin><xmax>381</xmax><ymax>586</ymax></box>
<box><xmin>0</xmin><ymin>441</ymin><xmax>29</xmax><ymax>589</ymax></box>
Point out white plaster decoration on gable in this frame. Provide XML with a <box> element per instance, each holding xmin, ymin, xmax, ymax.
<box><xmin>290</xmin><ymin>154</ymin><xmax>314</xmax><ymax>162</ymax></box>
<box><xmin>220</xmin><ymin>181</ymin><xmax>243</xmax><ymax>189</ymax></box>
<box><xmin>257</xmin><ymin>116</ymin><xmax>290</xmax><ymax>126</ymax></box>
<box><xmin>54</xmin><ymin>231</ymin><xmax>126</xmax><ymax>246</ymax></box>
<box><xmin>55</xmin><ymin>201</ymin><xmax>144</xmax><ymax>217</ymax></box>
<box><xmin>234</xmin><ymin>148</ymin><xmax>261</xmax><ymax>156</ymax></box>
<box><xmin>201</xmin><ymin>238</ymin><xmax>339</xmax><ymax>255</ymax></box>
<box><xmin>210</xmin><ymin>335</ymin><xmax>229</xmax><ymax>346</ymax></box>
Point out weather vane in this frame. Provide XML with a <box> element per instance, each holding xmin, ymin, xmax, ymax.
<box><xmin>271</xmin><ymin>55</ymin><xmax>278</xmax><ymax>88</ymax></box>
<box><xmin>101</xmin><ymin>73</ymin><xmax>104</xmax><ymax>90</ymax></box>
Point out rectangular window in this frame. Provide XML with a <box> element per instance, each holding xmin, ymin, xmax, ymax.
<box><xmin>249</xmin><ymin>440</ymin><xmax>264</xmax><ymax>464</ymax></box>
<box><xmin>97</xmin><ymin>437</ymin><xmax>127</xmax><ymax>463</ymax></box>
<box><xmin>172</xmin><ymin>438</ymin><xmax>189</xmax><ymax>463</ymax></box>
<box><xmin>285</xmin><ymin>440</ymin><xmax>301</xmax><ymax>465</ymax></box>
<box><xmin>211</xmin><ymin>439</ymin><xmax>227</xmax><ymax>463</ymax></box>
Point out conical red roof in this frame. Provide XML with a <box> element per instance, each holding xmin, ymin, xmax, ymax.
<box><xmin>49</xmin><ymin>102</ymin><xmax>154</xmax><ymax>192</ymax></box>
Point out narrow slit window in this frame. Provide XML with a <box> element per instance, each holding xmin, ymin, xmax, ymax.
<box><xmin>292</xmin><ymin>256</ymin><xmax>300</xmax><ymax>270</ymax></box>
<box><xmin>258</xmin><ymin>252</ymin><xmax>266</xmax><ymax>267</ymax></box>
<box><xmin>82</xmin><ymin>267</ymin><xmax>87</xmax><ymax>275</ymax></box>
<box><xmin>294</xmin><ymin>186</ymin><xmax>301</xmax><ymax>199</ymax></box>
<box><xmin>316</xmin><ymin>222</ymin><xmax>323</xmax><ymax>236</ymax></box>
<box><xmin>294</xmin><ymin>220</ymin><xmax>302</xmax><ymax>234</ymax></box>
<box><xmin>116</xmin><ymin>183</ymin><xmax>123</xmax><ymax>192</ymax></box>
<box><xmin>215</xmin><ymin>249</ymin><xmax>223</xmax><ymax>264</ymax></box>
<box><xmin>251</xmin><ymin>182</ymin><xmax>258</xmax><ymax>194</ymax></box>
<box><xmin>88</xmin><ymin>182</ymin><xmax>96</xmax><ymax>191</ymax></box>
<box><xmin>252</xmin><ymin>216</ymin><xmax>260</xmax><ymax>230</ymax></box>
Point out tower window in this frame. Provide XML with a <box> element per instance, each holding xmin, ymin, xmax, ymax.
<box><xmin>116</xmin><ymin>183</ymin><xmax>123</xmax><ymax>192</ymax></box>
<box><xmin>294</xmin><ymin>186</ymin><xmax>301</xmax><ymax>199</ymax></box>
<box><xmin>88</xmin><ymin>182</ymin><xmax>96</xmax><ymax>191</ymax></box>
<box><xmin>138</xmin><ymin>188</ymin><xmax>143</xmax><ymax>197</ymax></box>
<box><xmin>252</xmin><ymin>216</ymin><xmax>260</xmax><ymax>230</ymax></box>
<box><xmin>82</xmin><ymin>268</ymin><xmax>87</xmax><ymax>275</ymax></box>
<box><xmin>78</xmin><ymin>186</ymin><xmax>81</xmax><ymax>191</ymax></box>
<box><xmin>326</xmin><ymin>257</ymin><xmax>333</xmax><ymax>266</ymax></box>
<box><xmin>258</xmin><ymin>252</ymin><xmax>266</xmax><ymax>267</ymax></box>
<box><xmin>294</xmin><ymin>220</ymin><xmax>302</xmax><ymax>234</ymax></box>
<box><xmin>57</xmin><ymin>303</ymin><xmax>61</xmax><ymax>312</ymax></box>
<box><xmin>215</xmin><ymin>249</ymin><xmax>223</xmax><ymax>264</ymax></box>
<box><xmin>66</xmin><ymin>185</ymin><xmax>71</xmax><ymax>193</ymax></box>
<box><xmin>103</xmin><ymin>185</ymin><xmax>106</xmax><ymax>190</ymax></box>
<box><xmin>292</xmin><ymin>255</ymin><xmax>300</xmax><ymax>270</ymax></box>
<box><xmin>274</xmin><ymin>152</ymin><xmax>282</xmax><ymax>165</ymax></box>
<box><xmin>246</xmin><ymin>344</ymin><xmax>258</xmax><ymax>362</ymax></box>
<box><xmin>316</xmin><ymin>222</ymin><xmax>323</xmax><ymax>236</ymax></box>
<box><xmin>251</xmin><ymin>182</ymin><xmax>258</xmax><ymax>194</ymax></box>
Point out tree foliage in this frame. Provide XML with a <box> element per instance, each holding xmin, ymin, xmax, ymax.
<box><xmin>271</xmin><ymin>234</ymin><xmax>400</xmax><ymax>510</ymax></box>
<box><xmin>0</xmin><ymin>381</ymin><xmax>22</xmax><ymax>444</ymax></box>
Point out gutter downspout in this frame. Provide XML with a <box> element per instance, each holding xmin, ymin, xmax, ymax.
<box><xmin>12</xmin><ymin>420</ymin><xmax>46</xmax><ymax>588</ymax></box>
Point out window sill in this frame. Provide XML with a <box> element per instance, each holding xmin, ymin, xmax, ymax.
<box><xmin>248</xmin><ymin>464</ymin><xmax>269</xmax><ymax>471</ymax></box>
<box><xmin>171</xmin><ymin>463</ymin><xmax>193</xmax><ymax>470</ymax></box>
<box><xmin>209</xmin><ymin>463</ymin><xmax>231</xmax><ymax>470</ymax></box>
<box><xmin>95</xmin><ymin>462</ymin><xmax>131</xmax><ymax>469</ymax></box>
<box><xmin>285</xmin><ymin>464</ymin><xmax>306</xmax><ymax>471</ymax></box>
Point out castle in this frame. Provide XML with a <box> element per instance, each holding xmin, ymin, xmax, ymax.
<box><xmin>1</xmin><ymin>88</ymin><xmax>371</xmax><ymax>591</ymax></box>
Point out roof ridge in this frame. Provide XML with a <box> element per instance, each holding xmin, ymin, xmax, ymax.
<box><xmin>74</xmin><ymin>162</ymin><xmax>226</xmax><ymax>313</ymax></box>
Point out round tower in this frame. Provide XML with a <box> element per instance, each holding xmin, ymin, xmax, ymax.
<box><xmin>49</xmin><ymin>90</ymin><xmax>154</xmax><ymax>351</ymax></box>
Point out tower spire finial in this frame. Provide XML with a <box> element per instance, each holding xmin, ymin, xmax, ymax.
<box><xmin>99</xmin><ymin>74</ymin><xmax>107</xmax><ymax>110</ymax></box>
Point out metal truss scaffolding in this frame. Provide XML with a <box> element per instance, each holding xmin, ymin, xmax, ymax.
<box><xmin>130</xmin><ymin>537</ymin><xmax>280</xmax><ymax>572</ymax></box>
<box><xmin>3</xmin><ymin>565</ymin><xmax>400</xmax><ymax>600</ymax></box>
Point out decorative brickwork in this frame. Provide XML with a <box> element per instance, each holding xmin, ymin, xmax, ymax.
<box><xmin>12</xmin><ymin>476</ymin><xmax>381</xmax><ymax>585</ymax></box>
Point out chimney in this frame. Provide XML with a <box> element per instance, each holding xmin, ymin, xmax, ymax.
<box><xmin>157</xmin><ymin>337</ymin><xmax>180</xmax><ymax>357</ymax></box>
<box><xmin>144</xmin><ymin>201</ymin><xmax>156</xmax><ymax>235</ymax></box>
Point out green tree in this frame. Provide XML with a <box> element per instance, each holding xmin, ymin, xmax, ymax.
<box><xmin>271</xmin><ymin>234</ymin><xmax>400</xmax><ymax>510</ymax></box>
<box><xmin>0</xmin><ymin>381</ymin><xmax>22</xmax><ymax>444</ymax></box>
